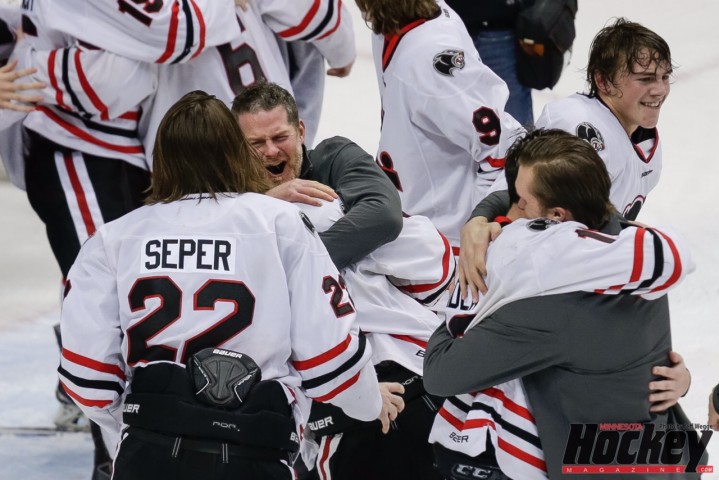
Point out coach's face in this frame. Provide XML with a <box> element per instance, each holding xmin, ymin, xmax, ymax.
<box><xmin>237</xmin><ymin>106</ymin><xmax>305</xmax><ymax>186</ymax></box>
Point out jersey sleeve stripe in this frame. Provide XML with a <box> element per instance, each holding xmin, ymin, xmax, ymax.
<box><xmin>389</xmin><ymin>334</ymin><xmax>427</xmax><ymax>349</ymax></box>
<box><xmin>61</xmin><ymin>109</ymin><xmax>140</xmax><ymax>137</ymax></box>
<box><xmin>292</xmin><ymin>333</ymin><xmax>352</xmax><ymax>371</ymax></box>
<box><xmin>61</xmin><ymin>49</ymin><xmax>90</xmax><ymax>116</ymax></box>
<box><xmin>37</xmin><ymin>106</ymin><xmax>145</xmax><ymax>154</ymax></box>
<box><xmin>396</xmin><ymin>231</ymin><xmax>452</xmax><ymax>294</ymax></box>
<box><xmin>311</xmin><ymin>370</ymin><xmax>361</xmax><ymax>402</ymax></box>
<box><xmin>315</xmin><ymin>0</ymin><xmax>342</xmax><ymax>40</ymax></box>
<box><xmin>301</xmin><ymin>335</ymin><xmax>368</xmax><ymax>390</ymax></box>
<box><xmin>188</xmin><ymin>0</ymin><xmax>206</xmax><ymax>60</ymax></box>
<box><xmin>298</xmin><ymin>0</ymin><xmax>335</xmax><ymax>41</ymax></box>
<box><xmin>156</xmin><ymin>1</ymin><xmax>180</xmax><ymax>64</ymax></box>
<box><xmin>60</xmin><ymin>382</ymin><xmax>113</xmax><ymax>408</ymax></box>
<box><xmin>119</xmin><ymin>111</ymin><xmax>140</xmax><ymax>121</ymax></box>
<box><xmin>648</xmin><ymin>229</ymin><xmax>682</xmax><ymax>293</ymax></box>
<box><xmin>57</xmin><ymin>365</ymin><xmax>124</xmax><ymax>396</ymax></box>
<box><xmin>629</xmin><ymin>227</ymin><xmax>647</xmax><ymax>283</ymax></box>
<box><xmin>73</xmin><ymin>50</ymin><xmax>110</xmax><ymax>121</ymax></box>
<box><xmin>278</xmin><ymin>0</ymin><xmax>321</xmax><ymax>39</ymax></box>
<box><xmin>62</xmin><ymin>347</ymin><xmax>126</xmax><ymax>381</ymax></box>
<box><xmin>172</xmin><ymin>0</ymin><xmax>195</xmax><ymax>64</ymax></box>
<box><xmin>47</xmin><ymin>49</ymin><xmax>67</xmax><ymax>110</ymax></box>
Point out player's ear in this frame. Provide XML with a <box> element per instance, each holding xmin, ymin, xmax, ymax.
<box><xmin>549</xmin><ymin>207</ymin><xmax>571</xmax><ymax>222</ymax></box>
<box><xmin>594</xmin><ymin>71</ymin><xmax>614</xmax><ymax>96</ymax></box>
<box><xmin>297</xmin><ymin>120</ymin><xmax>306</xmax><ymax>145</ymax></box>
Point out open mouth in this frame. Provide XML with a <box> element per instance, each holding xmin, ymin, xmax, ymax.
<box><xmin>266</xmin><ymin>162</ymin><xmax>287</xmax><ymax>175</ymax></box>
<box><xmin>641</xmin><ymin>101</ymin><xmax>661</xmax><ymax>108</ymax></box>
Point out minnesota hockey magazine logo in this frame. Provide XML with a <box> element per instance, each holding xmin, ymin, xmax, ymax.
<box><xmin>562</xmin><ymin>423</ymin><xmax>714</xmax><ymax>475</ymax></box>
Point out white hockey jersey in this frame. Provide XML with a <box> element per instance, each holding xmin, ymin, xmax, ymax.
<box><xmin>297</xmin><ymin>198</ymin><xmax>454</xmax><ymax>375</ymax></box>
<box><xmin>536</xmin><ymin>94</ymin><xmax>662</xmax><ymax>220</ymax></box>
<box><xmin>37</xmin><ymin>0</ymin><xmax>239</xmax><ymax>64</ymax></box>
<box><xmin>371</xmin><ymin>2</ymin><xmax>523</xmax><ymax>247</ymax></box>
<box><xmin>429</xmin><ymin>218</ymin><xmax>694</xmax><ymax>479</ymax></box>
<box><xmin>142</xmin><ymin>0</ymin><xmax>354</xmax><ymax>166</ymax></box>
<box><xmin>59</xmin><ymin>193</ymin><xmax>382</xmax><ymax>445</ymax></box>
<box><xmin>11</xmin><ymin>0</ymin><xmax>158</xmax><ymax>171</ymax></box>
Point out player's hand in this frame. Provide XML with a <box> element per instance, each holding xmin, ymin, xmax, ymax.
<box><xmin>0</xmin><ymin>60</ymin><xmax>45</xmax><ymax>112</ymax></box>
<box><xmin>327</xmin><ymin>60</ymin><xmax>354</xmax><ymax>78</ymax></box>
<box><xmin>708</xmin><ymin>388</ymin><xmax>719</xmax><ymax>431</ymax></box>
<box><xmin>377</xmin><ymin>382</ymin><xmax>405</xmax><ymax>434</ymax></box>
<box><xmin>266</xmin><ymin>179</ymin><xmax>338</xmax><ymax>206</ymax></box>
<box><xmin>648</xmin><ymin>351</ymin><xmax>690</xmax><ymax>412</ymax></box>
<box><xmin>457</xmin><ymin>217</ymin><xmax>501</xmax><ymax>303</ymax></box>
<box><xmin>234</xmin><ymin>0</ymin><xmax>249</xmax><ymax>11</ymax></box>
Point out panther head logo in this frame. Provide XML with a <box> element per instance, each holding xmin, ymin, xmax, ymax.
<box><xmin>433</xmin><ymin>49</ymin><xmax>465</xmax><ymax>77</ymax></box>
<box><xmin>576</xmin><ymin>122</ymin><xmax>606</xmax><ymax>151</ymax></box>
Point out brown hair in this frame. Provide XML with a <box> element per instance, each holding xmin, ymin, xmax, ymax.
<box><xmin>354</xmin><ymin>0</ymin><xmax>440</xmax><ymax>35</ymax></box>
<box><xmin>587</xmin><ymin>17</ymin><xmax>674</xmax><ymax>97</ymax></box>
<box><xmin>148</xmin><ymin>90</ymin><xmax>271</xmax><ymax>203</ymax></box>
<box><xmin>231</xmin><ymin>82</ymin><xmax>300</xmax><ymax>130</ymax></box>
<box><xmin>506</xmin><ymin>129</ymin><xmax>613</xmax><ymax>229</ymax></box>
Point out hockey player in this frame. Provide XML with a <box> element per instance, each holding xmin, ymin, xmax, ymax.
<box><xmin>354</xmin><ymin>0</ymin><xmax>524</xmax><ymax>250</ymax></box>
<box><xmin>234</xmin><ymin>82</ymin><xmax>446</xmax><ymax>479</ymax></box>
<box><xmin>293</xmin><ymin>199</ymin><xmax>451</xmax><ymax>480</ymax></box>
<box><xmin>58</xmin><ymin>91</ymin><xmax>403</xmax><ymax>480</ymax></box>
<box><xmin>458</xmin><ymin>18</ymin><xmax>674</xmax><ymax>300</ymax></box>
<box><xmin>535</xmin><ymin>18</ymin><xmax>671</xmax><ymax>221</ymax></box>
<box><xmin>3</xmin><ymin>2</ymin><xmax>242</xmax><ymax>477</ymax></box>
<box><xmin>424</xmin><ymin>130</ymin><xmax>700</xmax><ymax>479</ymax></box>
<box><xmin>135</xmin><ymin>0</ymin><xmax>357</xmax><ymax>163</ymax></box>
<box><xmin>232</xmin><ymin>82</ymin><xmax>403</xmax><ymax>270</ymax></box>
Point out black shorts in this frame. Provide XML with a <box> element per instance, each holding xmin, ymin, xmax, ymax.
<box><xmin>113</xmin><ymin>427</ymin><xmax>294</xmax><ymax>480</ymax></box>
<box><xmin>24</xmin><ymin>130</ymin><xmax>150</xmax><ymax>277</ymax></box>
<box><xmin>312</xmin><ymin>362</ymin><xmax>444</xmax><ymax>480</ymax></box>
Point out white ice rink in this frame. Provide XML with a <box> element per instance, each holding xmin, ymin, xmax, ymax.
<box><xmin>1</xmin><ymin>1</ymin><xmax>718</xmax><ymax>478</ymax></box>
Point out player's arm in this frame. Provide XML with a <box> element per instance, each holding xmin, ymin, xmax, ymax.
<box><xmin>553</xmin><ymin>223</ymin><xmax>695</xmax><ymax>299</ymax></box>
<box><xmin>362</xmin><ymin>215</ymin><xmax>456</xmax><ymax>305</ymax></box>
<box><xmin>58</xmin><ymin>230</ymin><xmax>127</xmax><ymax>442</ymax></box>
<box><xmin>423</xmin><ymin>305</ymin><xmax>560</xmax><ymax>397</ymax></box>
<box><xmin>12</xmin><ymin>38</ymin><xmax>157</xmax><ymax>119</ymax></box>
<box><xmin>312</xmin><ymin>137</ymin><xmax>403</xmax><ymax>270</ymax></box>
<box><xmin>276</xmin><ymin>206</ymin><xmax>391</xmax><ymax>424</ymax></box>
<box><xmin>40</xmin><ymin>0</ymin><xmax>239</xmax><ymax>64</ymax></box>
<box><xmin>256</xmin><ymin>0</ymin><xmax>356</xmax><ymax>73</ymax></box>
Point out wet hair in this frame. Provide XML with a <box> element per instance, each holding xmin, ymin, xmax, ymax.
<box><xmin>505</xmin><ymin>129</ymin><xmax>613</xmax><ymax>229</ymax></box>
<box><xmin>354</xmin><ymin>0</ymin><xmax>440</xmax><ymax>35</ymax></box>
<box><xmin>148</xmin><ymin>90</ymin><xmax>271</xmax><ymax>203</ymax></box>
<box><xmin>231</xmin><ymin>82</ymin><xmax>300</xmax><ymax>130</ymax></box>
<box><xmin>587</xmin><ymin>17</ymin><xmax>674</xmax><ymax>97</ymax></box>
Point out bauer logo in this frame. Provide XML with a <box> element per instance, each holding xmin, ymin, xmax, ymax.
<box><xmin>561</xmin><ymin>423</ymin><xmax>713</xmax><ymax>475</ymax></box>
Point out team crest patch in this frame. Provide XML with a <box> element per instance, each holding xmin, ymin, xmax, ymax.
<box><xmin>433</xmin><ymin>49</ymin><xmax>465</xmax><ymax>76</ymax></box>
<box><xmin>576</xmin><ymin>122</ymin><xmax>605</xmax><ymax>151</ymax></box>
<box><xmin>526</xmin><ymin>218</ymin><xmax>560</xmax><ymax>231</ymax></box>
<box><xmin>299</xmin><ymin>212</ymin><xmax>316</xmax><ymax>234</ymax></box>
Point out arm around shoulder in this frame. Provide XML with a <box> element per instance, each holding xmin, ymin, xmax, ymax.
<box><xmin>312</xmin><ymin>137</ymin><xmax>403</xmax><ymax>269</ymax></box>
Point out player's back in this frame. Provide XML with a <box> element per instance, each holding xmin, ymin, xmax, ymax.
<box><xmin>372</xmin><ymin>3</ymin><xmax>521</xmax><ymax>245</ymax></box>
<box><xmin>96</xmin><ymin>193</ymin><xmax>310</xmax><ymax>383</ymax></box>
